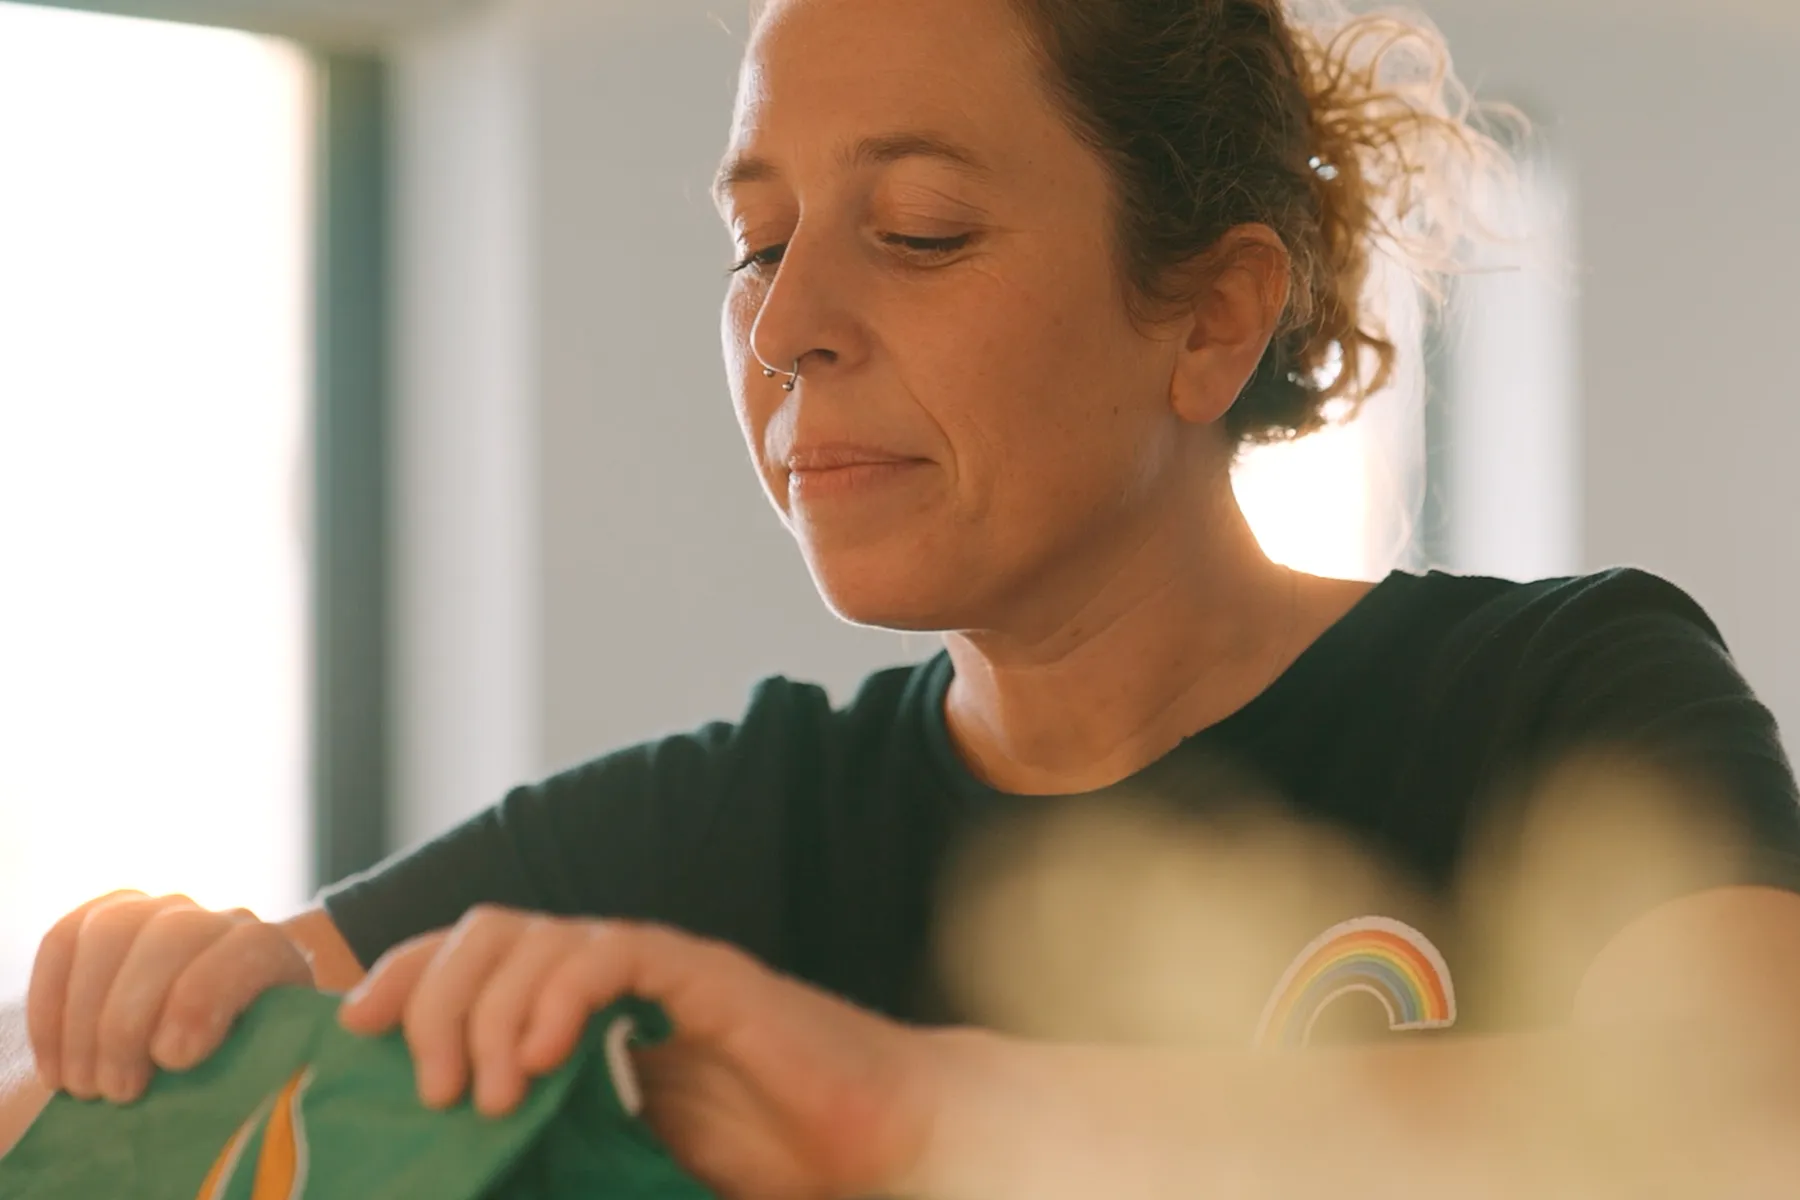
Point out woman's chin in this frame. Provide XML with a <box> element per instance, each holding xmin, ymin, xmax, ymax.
<box><xmin>802</xmin><ymin>554</ymin><xmax>969</xmax><ymax>634</ymax></box>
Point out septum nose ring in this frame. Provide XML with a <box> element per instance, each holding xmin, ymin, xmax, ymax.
<box><xmin>762</xmin><ymin>358</ymin><xmax>802</xmax><ymax>392</ymax></box>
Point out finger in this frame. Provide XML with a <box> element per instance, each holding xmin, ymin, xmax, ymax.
<box><xmin>400</xmin><ymin>909</ymin><xmax>531</xmax><ymax>1110</ymax></box>
<box><xmin>518</xmin><ymin>922</ymin><xmax>675</xmax><ymax>1075</ymax></box>
<box><xmin>94</xmin><ymin>906</ymin><xmax>235</xmax><ymax>1102</ymax></box>
<box><xmin>520</xmin><ymin>925</ymin><xmax>757</xmax><ymax>1075</ymax></box>
<box><xmin>27</xmin><ymin>890</ymin><xmax>146</xmax><ymax>1091</ymax></box>
<box><xmin>152</xmin><ymin>918</ymin><xmax>313</xmax><ymax>1072</ymax></box>
<box><xmin>337</xmin><ymin>937</ymin><xmax>440</xmax><ymax>1036</ymax></box>
<box><xmin>467</xmin><ymin>924</ymin><xmax>582</xmax><ymax>1117</ymax></box>
<box><xmin>62</xmin><ymin>896</ymin><xmax>193</xmax><ymax>1099</ymax></box>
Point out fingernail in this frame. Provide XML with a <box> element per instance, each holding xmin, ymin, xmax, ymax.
<box><xmin>151</xmin><ymin>1026</ymin><xmax>189</xmax><ymax>1067</ymax></box>
<box><xmin>338</xmin><ymin>991</ymin><xmax>375</xmax><ymax>1030</ymax></box>
<box><xmin>416</xmin><ymin>1064</ymin><xmax>451</xmax><ymax>1109</ymax></box>
<box><xmin>475</xmin><ymin>1070</ymin><xmax>518</xmax><ymax>1117</ymax></box>
<box><xmin>104</xmin><ymin>1065</ymin><xmax>145</xmax><ymax>1106</ymax></box>
<box><xmin>63</xmin><ymin>1065</ymin><xmax>93</xmax><ymax>1100</ymax></box>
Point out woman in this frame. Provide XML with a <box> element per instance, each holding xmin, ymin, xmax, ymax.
<box><xmin>8</xmin><ymin>0</ymin><xmax>1800</xmax><ymax>1194</ymax></box>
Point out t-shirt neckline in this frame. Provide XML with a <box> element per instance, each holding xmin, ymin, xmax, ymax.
<box><xmin>918</xmin><ymin>568</ymin><xmax>1423</xmax><ymax>806</ymax></box>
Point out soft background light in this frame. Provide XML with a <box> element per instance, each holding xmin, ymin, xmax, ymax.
<box><xmin>1234</xmin><ymin>251</ymin><xmax>1429</xmax><ymax>582</ymax></box>
<box><xmin>0</xmin><ymin>3</ymin><xmax>311</xmax><ymax>994</ymax></box>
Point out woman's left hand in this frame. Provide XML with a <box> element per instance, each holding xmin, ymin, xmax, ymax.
<box><xmin>337</xmin><ymin>907</ymin><xmax>941</xmax><ymax>1200</ymax></box>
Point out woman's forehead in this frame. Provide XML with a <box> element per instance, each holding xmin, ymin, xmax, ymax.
<box><xmin>736</xmin><ymin>0</ymin><xmax>1039</xmax><ymax>123</ymax></box>
<box><xmin>726</xmin><ymin>0</ymin><xmax>1051</xmax><ymax>175</ymax></box>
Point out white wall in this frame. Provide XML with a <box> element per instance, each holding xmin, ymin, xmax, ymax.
<box><xmin>1441</xmin><ymin>151</ymin><xmax>1581</xmax><ymax>583</ymax></box>
<box><xmin>391</xmin><ymin>0</ymin><xmax>916</xmax><ymax>846</ymax></box>
<box><xmin>1424</xmin><ymin>0</ymin><xmax>1800</xmax><ymax>756</ymax></box>
<box><xmin>390</xmin><ymin>0</ymin><xmax>538</xmax><ymax>847</ymax></box>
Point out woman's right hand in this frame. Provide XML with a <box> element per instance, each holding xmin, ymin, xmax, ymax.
<box><xmin>25</xmin><ymin>891</ymin><xmax>313</xmax><ymax>1105</ymax></box>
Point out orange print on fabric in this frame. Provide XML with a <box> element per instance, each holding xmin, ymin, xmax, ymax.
<box><xmin>193</xmin><ymin>1068</ymin><xmax>314</xmax><ymax>1200</ymax></box>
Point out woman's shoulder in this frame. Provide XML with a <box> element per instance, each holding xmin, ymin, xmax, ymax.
<box><xmin>1389</xmin><ymin>564</ymin><xmax>1722</xmax><ymax>640</ymax></box>
<box><xmin>1370</xmin><ymin>566</ymin><xmax>1733</xmax><ymax>690</ymax></box>
<box><xmin>1374</xmin><ymin>566</ymin><xmax>1787</xmax><ymax>787</ymax></box>
<box><xmin>1275</xmin><ymin>566</ymin><xmax>1734</xmax><ymax>731</ymax></box>
<box><xmin>697</xmin><ymin>656</ymin><xmax>944</xmax><ymax>756</ymax></box>
<box><xmin>526</xmin><ymin>656</ymin><xmax>948</xmax><ymax>813</ymax></box>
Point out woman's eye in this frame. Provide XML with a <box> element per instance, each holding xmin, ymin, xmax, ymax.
<box><xmin>728</xmin><ymin>243</ymin><xmax>786</xmax><ymax>276</ymax></box>
<box><xmin>883</xmin><ymin>232</ymin><xmax>974</xmax><ymax>259</ymax></box>
<box><xmin>727</xmin><ymin>232</ymin><xmax>974</xmax><ymax>278</ymax></box>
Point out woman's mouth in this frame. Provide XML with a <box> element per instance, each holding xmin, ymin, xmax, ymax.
<box><xmin>784</xmin><ymin>444</ymin><xmax>932</xmax><ymax>501</ymax></box>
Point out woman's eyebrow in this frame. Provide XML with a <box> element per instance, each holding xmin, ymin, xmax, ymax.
<box><xmin>712</xmin><ymin>131</ymin><xmax>993</xmax><ymax>209</ymax></box>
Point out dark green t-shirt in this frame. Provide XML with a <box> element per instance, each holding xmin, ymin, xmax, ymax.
<box><xmin>0</xmin><ymin>990</ymin><xmax>712</xmax><ymax>1200</ymax></box>
<box><xmin>320</xmin><ymin>568</ymin><xmax>1800</xmax><ymax>1043</ymax></box>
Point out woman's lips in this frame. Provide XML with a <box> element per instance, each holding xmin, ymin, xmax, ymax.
<box><xmin>784</xmin><ymin>445</ymin><xmax>931</xmax><ymax>500</ymax></box>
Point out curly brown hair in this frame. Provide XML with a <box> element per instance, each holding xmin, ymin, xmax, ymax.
<box><xmin>1008</xmin><ymin>0</ymin><xmax>1515</xmax><ymax>443</ymax></box>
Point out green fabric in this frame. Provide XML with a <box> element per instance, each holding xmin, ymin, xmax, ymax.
<box><xmin>0</xmin><ymin>988</ymin><xmax>714</xmax><ymax>1200</ymax></box>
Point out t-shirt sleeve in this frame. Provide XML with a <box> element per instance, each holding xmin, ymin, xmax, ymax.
<box><xmin>1453</xmin><ymin>569</ymin><xmax>1800</xmax><ymax>1018</ymax></box>
<box><xmin>1516</xmin><ymin>569</ymin><xmax>1800</xmax><ymax>874</ymax></box>
<box><xmin>318</xmin><ymin>676</ymin><xmax>833</xmax><ymax>971</ymax></box>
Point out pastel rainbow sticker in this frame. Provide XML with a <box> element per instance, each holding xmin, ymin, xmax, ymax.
<box><xmin>1253</xmin><ymin>916</ymin><xmax>1456</xmax><ymax>1048</ymax></box>
<box><xmin>196</xmin><ymin>1067</ymin><xmax>314</xmax><ymax>1200</ymax></box>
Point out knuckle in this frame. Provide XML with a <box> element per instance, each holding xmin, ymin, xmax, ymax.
<box><xmin>637</xmin><ymin>920</ymin><xmax>707</xmax><ymax>963</ymax></box>
<box><xmin>460</xmin><ymin>903</ymin><xmax>498</xmax><ymax>926</ymax></box>
<box><xmin>214</xmin><ymin>914</ymin><xmax>278</xmax><ymax>951</ymax></box>
<box><xmin>80</xmin><ymin>899</ymin><xmax>153</xmax><ymax>944</ymax></box>
<box><xmin>374</xmin><ymin>932</ymin><xmax>441</xmax><ymax>977</ymax></box>
<box><xmin>76</xmin><ymin>905</ymin><xmax>130</xmax><ymax>943</ymax></box>
<box><xmin>459</xmin><ymin>903</ymin><xmax>523</xmax><ymax>933</ymax></box>
<box><xmin>42</xmin><ymin>907</ymin><xmax>89</xmax><ymax>946</ymax></box>
<box><xmin>142</xmin><ymin>904</ymin><xmax>227</xmax><ymax>945</ymax></box>
<box><xmin>467</xmin><ymin>998</ymin><xmax>514</xmax><ymax>1060</ymax></box>
<box><xmin>185</xmin><ymin>936</ymin><xmax>295</xmax><ymax>1005</ymax></box>
<box><xmin>87</xmin><ymin>889</ymin><xmax>150</xmax><ymax>914</ymax></box>
<box><xmin>582</xmin><ymin>918</ymin><xmax>634</xmax><ymax>952</ymax></box>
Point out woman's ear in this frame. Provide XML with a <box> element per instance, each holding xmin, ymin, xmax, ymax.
<box><xmin>1168</xmin><ymin>225</ymin><xmax>1292</xmax><ymax>427</ymax></box>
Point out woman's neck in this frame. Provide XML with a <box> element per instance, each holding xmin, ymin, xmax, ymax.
<box><xmin>940</xmin><ymin>487</ymin><xmax>1368</xmax><ymax>796</ymax></box>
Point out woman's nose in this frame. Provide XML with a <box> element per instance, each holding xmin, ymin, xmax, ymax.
<box><xmin>744</xmin><ymin>230</ymin><xmax>858</xmax><ymax>385</ymax></box>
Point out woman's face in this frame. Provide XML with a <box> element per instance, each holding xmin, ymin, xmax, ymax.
<box><xmin>717</xmin><ymin>0</ymin><xmax>1215</xmax><ymax>632</ymax></box>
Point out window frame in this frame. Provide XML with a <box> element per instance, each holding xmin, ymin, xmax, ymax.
<box><xmin>310</xmin><ymin>51</ymin><xmax>392</xmax><ymax>890</ymax></box>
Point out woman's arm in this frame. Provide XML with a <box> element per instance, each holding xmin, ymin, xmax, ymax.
<box><xmin>331</xmin><ymin>886</ymin><xmax>1800</xmax><ymax>1200</ymax></box>
<box><xmin>907</xmin><ymin>885</ymin><xmax>1800</xmax><ymax>1200</ymax></box>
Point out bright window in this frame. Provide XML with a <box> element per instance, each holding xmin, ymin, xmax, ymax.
<box><xmin>1235</xmin><ymin>252</ymin><xmax>1427</xmax><ymax>581</ymax></box>
<box><xmin>0</xmin><ymin>4</ymin><xmax>312</xmax><ymax>994</ymax></box>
